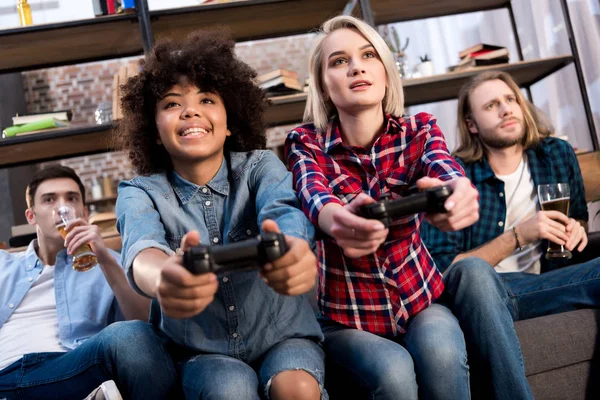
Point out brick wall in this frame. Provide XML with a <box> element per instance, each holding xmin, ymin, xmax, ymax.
<box><xmin>28</xmin><ymin>33</ymin><xmax>315</xmax><ymax>192</ymax></box>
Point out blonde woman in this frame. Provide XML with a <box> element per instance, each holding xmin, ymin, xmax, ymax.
<box><xmin>285</xmin><ymin>15</ymin><xmax>478</xmax><ymax>399</ymax></box>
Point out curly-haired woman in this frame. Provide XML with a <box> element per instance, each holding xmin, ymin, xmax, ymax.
<box><xmin>115</xmin><ymin>30</ymin><xmax>326</xmax><ymax>400</ymax></box>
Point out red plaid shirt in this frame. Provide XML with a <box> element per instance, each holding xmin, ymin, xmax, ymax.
<box><xmin>285</xmin><ymin>113</ymin><xmax>465</xmax><ymax>336</ymax></box>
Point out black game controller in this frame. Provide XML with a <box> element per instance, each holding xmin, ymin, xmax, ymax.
<box><xmin>358</xmin><ymin>185</ymin><xmax>453</xmax><ymax>227</ymax></box>
<box><xmin>183</xmin><ymin>232</ymin><xmax>288</xmax><ymax>274</ymax></box>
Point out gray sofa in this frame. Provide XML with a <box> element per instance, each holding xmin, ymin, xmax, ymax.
<box><xmin>516</xmin><ymin>308</ymin><xmax>599</xmax><ymax>399</ymax></box>
<box><xmin>512</xmin><ymin>231</ymin><xmax>600</xmax><ymax>400</ymax></box>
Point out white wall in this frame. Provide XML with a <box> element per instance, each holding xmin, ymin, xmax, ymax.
<box><xmin>0</xmin><ymin>0</ymin><xmax>93</xmax><ymax>28</ymax></box>
<box><xmin>393</xmin><ymin>0</ymin><xmax>600</xmax><ymax>154</ymax></box>
<box><xmin>0</xmin><ymin>0</ymin><xmax>213</xmax><ymax>29</ymax></box>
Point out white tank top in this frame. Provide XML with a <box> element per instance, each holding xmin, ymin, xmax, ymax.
<box><xmin>0</xmin><ymin>265</ymin><xmax>69</xmax><ymax>371</ymax></box>
<box><xmin>495</xmin><ymin>156</ymin><xmax>543</xmax><ymax>274</ymax></box>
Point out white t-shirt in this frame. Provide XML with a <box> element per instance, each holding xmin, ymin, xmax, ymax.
<box><xmin>495</xmin><ymin>156</ymin><xmax>543</xmax><ymax>274</ymax></box>
<box><xmin>0</xmin><ymin>265</ymin><xmax>69</xmax><ymax>370</ymax></box>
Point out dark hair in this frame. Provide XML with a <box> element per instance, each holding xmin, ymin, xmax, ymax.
<box><xmin>117</xmin><ymin>29</ymin><xmax>268</xmax><ymax>175</ymax></box>
<box><xmin>26</xmin><ymin>166</ymin><xmax>86</xmax><ymax>208</ymax></box>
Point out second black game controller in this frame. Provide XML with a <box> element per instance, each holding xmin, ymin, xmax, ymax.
<box><xmin>183</xmin><ymin>232</ymin><xmax>288</xmax><ymax>275</ymax></box>
<box><xmin>358</xmin><ymin>185</ymin><xmax>453</xmax><ymax>227</ymax></box>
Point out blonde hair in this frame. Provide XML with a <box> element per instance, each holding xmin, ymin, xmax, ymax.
<box><xmin>304</xmin><ymin>15</ymin><xmax>404</xmax><ymax>132</ymax></box>
<box><xmin>454</xmin><ymin>70</ymin><xmax>553</xmax><ymax>162</ymax></box>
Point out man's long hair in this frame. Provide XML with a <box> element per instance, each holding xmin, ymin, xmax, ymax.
<box><xmin>454</xmin><ymin>70</ymin><xmax>554</xmax><ymax>162</ymax></box>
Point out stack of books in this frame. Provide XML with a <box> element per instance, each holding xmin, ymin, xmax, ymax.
<box><xmin>2</xmin><ymin>110</ymin><xmax>72</xmax><ymax>138</ymax></box>
<box><xmin>257</xmin><ymin>69</ymin><xmax>303</xmax><ymax>96</ymax></box>
<box><xmin>449</xmin><ymin>44</ymin><xmax>510</xmax><ymax>72</ymax></box>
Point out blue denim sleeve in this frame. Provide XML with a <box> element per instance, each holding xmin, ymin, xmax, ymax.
<box><xmin>251</xmin><ymin>151</ymin><xmax>316</xmax><ymax>249</ymax></box>
<box><xmin>420</xmin><ymin>220</ymin><xmax>464</xmax><ymax>273</ymax></box>
<box><xmin>115</xmin><ymin>180</ymin><xmax>175</xmax><ymax>296</ymax></box>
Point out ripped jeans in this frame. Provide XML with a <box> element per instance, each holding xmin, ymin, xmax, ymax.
<box><xmin>180</xmin><ymin>337</ymin><xmax>327</xmax><ymax>400</ymax></box>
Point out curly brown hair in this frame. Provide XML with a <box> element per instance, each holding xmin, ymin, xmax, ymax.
<box><xmin>117</xmin><ymin>29</ymin><xmax>268</xmax><ymax>175</ymax></box>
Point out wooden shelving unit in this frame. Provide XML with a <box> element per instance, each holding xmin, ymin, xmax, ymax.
<box><xmin>0</xmin><ymin>0</ymin><xmax>594</xmax><ymax>169</ymax></box>
<box><xmin>0</xmin><ymin>125</ymin><xmax>114</xmax><ymax>168</ymax></box>
<box><xmin>0</xmin><ymin>55</ymin><xmax>573</xmax><ymax>169</ymax></box>
<box><xmin>402</xmin><ymin>55</ymin><xmax>573</xmax><ymax>105</ymax></box>
<box><xmin>266</xmin><ymin>55</ymin><xmax>573</xmax><ymax>126</ymax></box>
<box><xmin>0</xmin><ymin>14</ymin><xmax>142</xmax><ymax>74</ymax></box>
<box><xmin>366</xmin><ymin>0</ymin><xmax>509</xmax><ymax>24</ymax></box>
<box><xmin>151</xmin><ymin>0</ymin><xmax>350</xmax><ymax>42</ymax></box>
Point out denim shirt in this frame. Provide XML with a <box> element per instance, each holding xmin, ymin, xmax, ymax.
<box><xmin>116</xmin><ymin>150</ymin><xmax>322</xmax><ymax>363</ymax></box>
<box><xmin>0</xmin><ymin>241</ymin><xmax>123</xmax><ymax>350</ymax></box>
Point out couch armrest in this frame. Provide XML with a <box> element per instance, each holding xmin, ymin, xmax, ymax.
<box><xmin>569</xmin><ymin>231</ymin><xmax>600</xmax><ymax>265</ymax></box>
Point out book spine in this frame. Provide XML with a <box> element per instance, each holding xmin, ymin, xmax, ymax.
<box><xmin>106</xmin><ymin>0</ymin><xmax>116</xmax><ymax>14</ymax></box>
<box><xmin>92</xmin><ymin>0</ymin><xmax>104</xmax><ymax>16</ymax></box>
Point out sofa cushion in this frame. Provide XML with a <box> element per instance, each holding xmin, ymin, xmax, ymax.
<box><xmin>526</xmin><ymin>361</ymin><xmax>597</xmax><ymax>400</ymax></box>
<box><xmin>515</xmin><ymin>309</ymin><xmax>600</xmax><ymax>376</ymax></box>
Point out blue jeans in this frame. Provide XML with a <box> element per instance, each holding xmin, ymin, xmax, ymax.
<box><xmin>444</xmin><ymin>257</ymin><xmax>557</xmax><ymax>400</ymax></box>
<box><xmin>181</xmin><ymin>337</ymin><xmax>327</xmax><ymax>400</ymax></box>
<box><xmin>0</xmin><ymin>321</ymin><xmax>179</xmax><ymax>400</ymax></box>
<box><xmin>321</xmin><ymin>303</ymin><xmax>470</xmax><ymax>400</ymax></box>
<box><xmin>500</xmin><ymin>256</ymin><xmax>600</xmax><ymax>320</ymax></box>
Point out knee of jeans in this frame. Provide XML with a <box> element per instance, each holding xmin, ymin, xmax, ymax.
<box><xmin>189</xmin><ymin>368</ymin><xmax>259</xmax><ymax>400</ymax></box>
<box><xmin>445</xmin><ymin>257</ymin><xmax>503</xmax><ymax>295</ymax></box>
<box><xmin>367</xmin><ymin>349</ymin><xmax>417</xmax><ymax>393</ymax></box>
<box><xmin>407</xmin><ymin>311</ymin><xmax>467</xmax><ymax>371</ymax></box>
<box><xmin>99</xmin><ymin>321</ymin><xmax>166</xmax><ymax>365</ymax></box>
<box><xmin>100</xmin><ymin>320</ymin><xmax>154</xmax><ymax>347</ymax></box>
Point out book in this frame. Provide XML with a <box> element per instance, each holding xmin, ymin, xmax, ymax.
<box><xmin>459</xmin><ymin>43</ymin><xmax>506</xmax><ymax>60</ymax></box>
<box><xmin>106</xmin><ymin>0</ymin><xmax>116</xmax><ymax>14</ymax></box>
<box><xmin>260</xmin><ymin>75</ymin><xmax>303</xmax><ymax>94</ymax></box>
<box><xmin>448</xmin><ymin>56</ymin><xmax>510</xmax><ymax>72</ymax></box>
<box><xmin>256</xmin><ymin>68</ymin><xmax>299</xmax><ymax>84</ymax></box>
<box><xmin>12</xmin><ymin>110</ymin><xmax>72</xmax><ymax>125</ymax></box>
<box><xmin>2</xmin><ymin>118</ymin><xmax>70</xmax><ymax>138</ymax></box>
<box><xmin>463</xmin><ymin>47</ymin><xmax>509</xmax><ymax>61</ymax></box>
<box><xmin>92</xmin><ymin>0</ymin><xmax>106</xmax><ymax>16</ymax></box>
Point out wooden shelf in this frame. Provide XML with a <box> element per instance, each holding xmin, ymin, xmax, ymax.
<box><xmin>0</xmin><ymin>14</ymin><xmax>143</xmax><ymax>73</ymax></box>
<box><xmin>87</xmin><ymin>195</ymin><xmax>118</xmax><ymax>204</ymax></box>
<box><xmin>367</xmin><ymin>0</ymin><xmax>509</xmax><ymax>24</ymax></box>
<box><xmin>0</xmin><ymin>56</ymin><xmax>572</xmax><ymax>168</ymax></box>
<box><xmin>403</xmin><ymin>55</ymin><xmax>573</xmax><ymax>105</ymax></box>
<box><xmin>151</xmin><ymin>0</ymin><xmax>350</xmax><ymax>42</ymax></box>
<box><xmin>0</xmin><ymin>125</ymin><xmax>116</xmax><ymax>168</ymax></box>
<box><xmin>265</xmin><ymin>92</ymin><xmax>308</xmax><ymax>126</ymax></box>
<box><xmin>264</xmin><ymin>56</ymin><xmax>574</xmax><ymax>123</ymax></box>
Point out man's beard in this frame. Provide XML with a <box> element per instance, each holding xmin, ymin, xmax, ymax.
<box><xmin>477</xmin><ymin>119</ymin><xmax>525</xmax><ymax>149</ymax></box>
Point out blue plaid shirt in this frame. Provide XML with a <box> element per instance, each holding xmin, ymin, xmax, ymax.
<box><xmin>422</xmin><ymin>137</ymin><xmax>588</xmax><ymax>273</ymax></box>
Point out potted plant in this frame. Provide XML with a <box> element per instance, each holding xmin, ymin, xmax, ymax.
<box><xmin>416</xmin><ymin>54</ymin><xmax>434</xmax><ymax>77</ymax></box>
